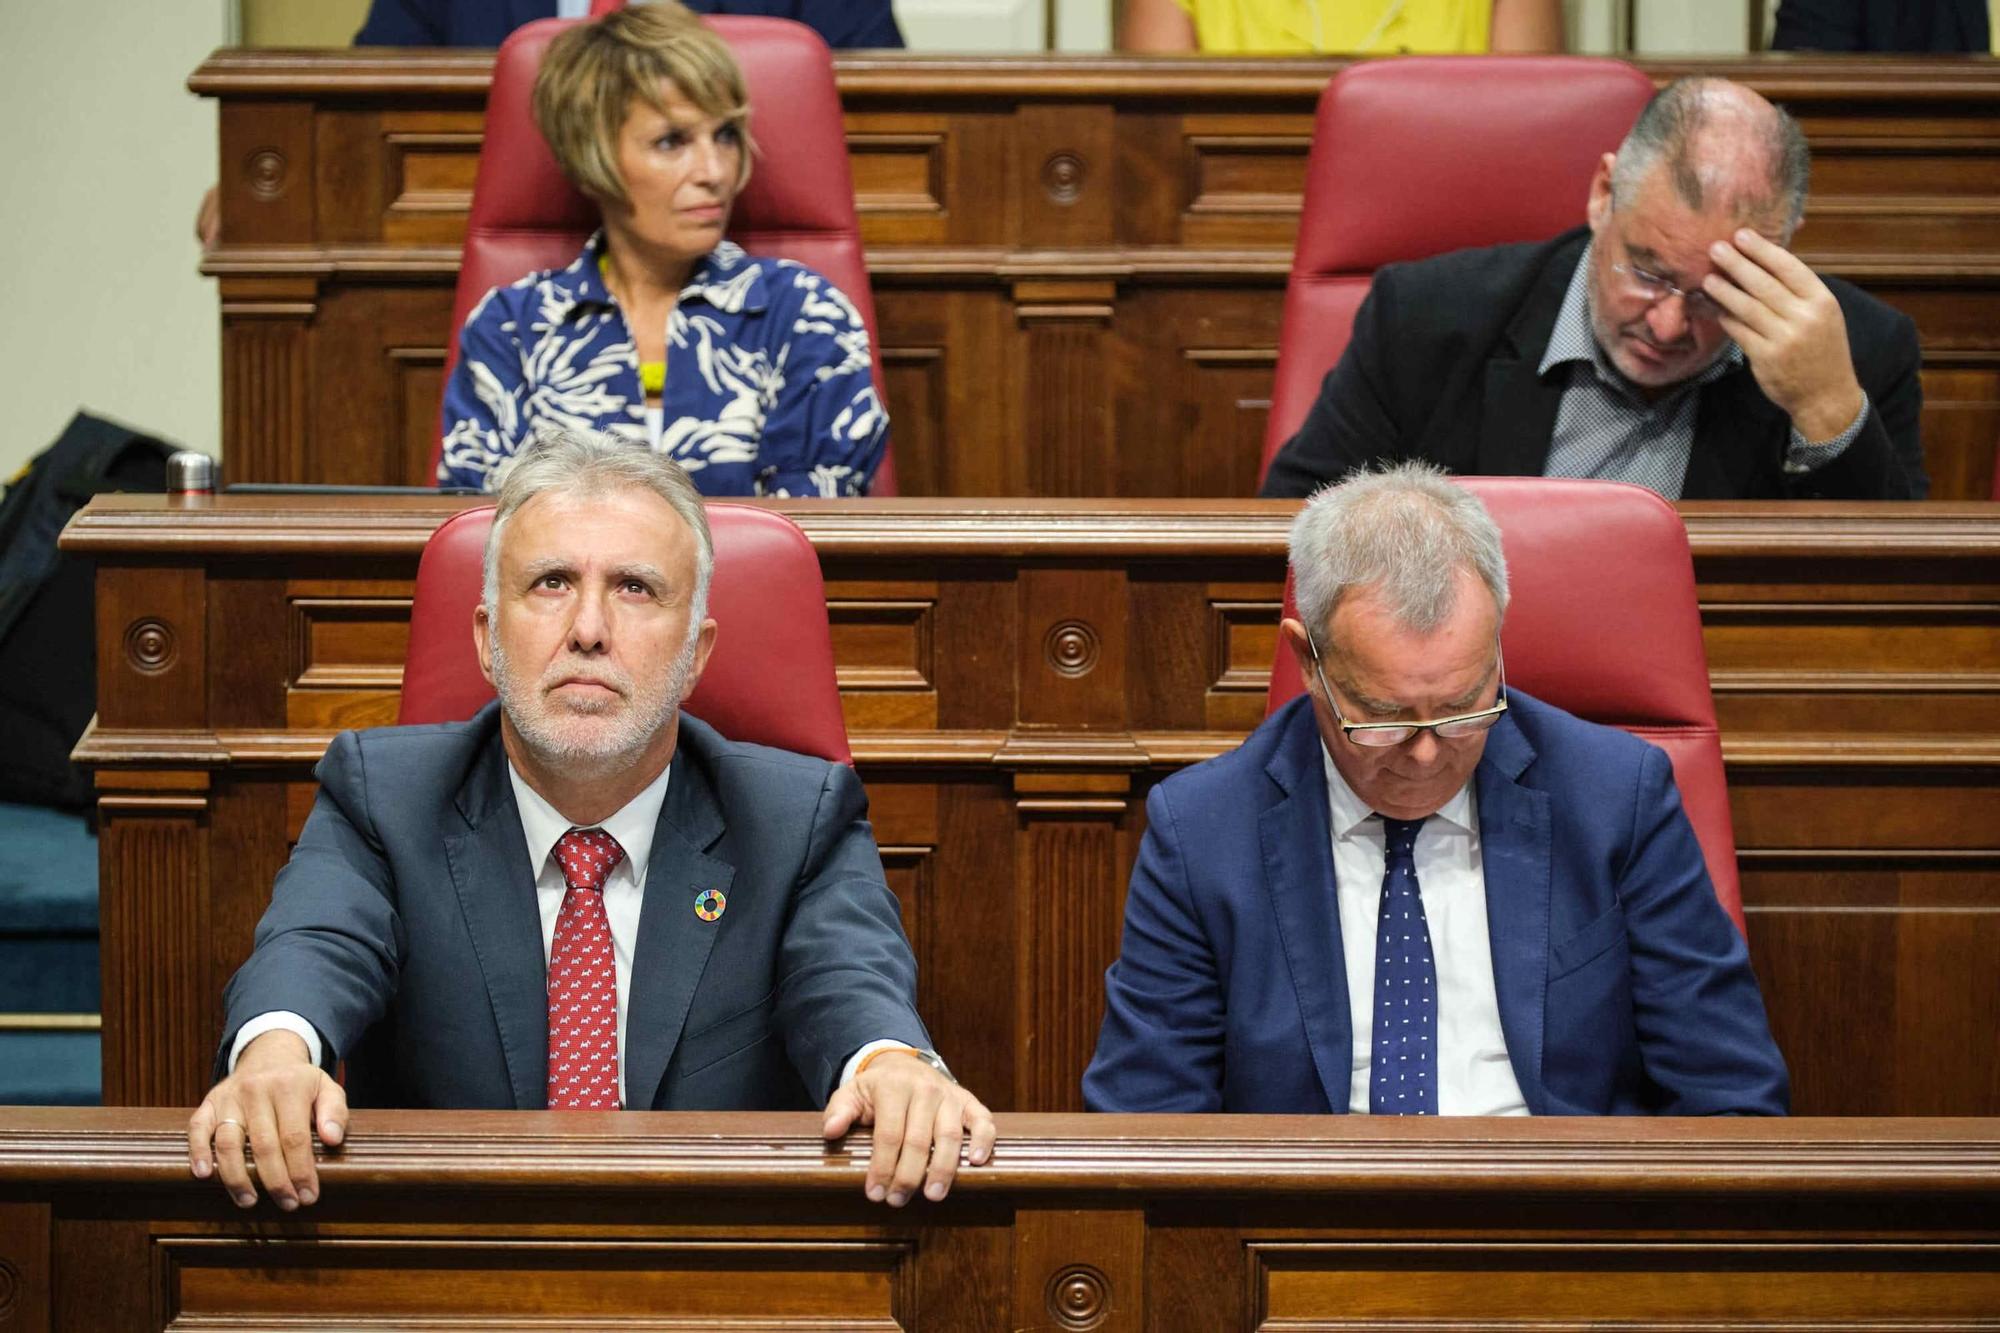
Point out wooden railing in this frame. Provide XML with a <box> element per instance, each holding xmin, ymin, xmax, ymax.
<box><xmin>2</xmin><ymin>1108</ymin><xmax>1996</xmax><ymax>1330</ymax></box>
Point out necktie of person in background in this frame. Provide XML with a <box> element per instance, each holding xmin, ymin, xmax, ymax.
<box><xmin>1369</xmin><ymin>816</ymin><xmax>1437</xmax><ymax>1116</ymax></box>
<box><xmin>548</xmin><ymin>827</ymin><xmax>625</xmax><ymax>1109</ymax></box>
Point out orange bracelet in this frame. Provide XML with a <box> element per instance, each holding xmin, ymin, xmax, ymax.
<box><xmin>853</xmin><ymin>1045</ymin><xmax>924</xmax><ymax>1081</ymax></box>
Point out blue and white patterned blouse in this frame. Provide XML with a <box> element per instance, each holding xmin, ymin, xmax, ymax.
<box><xmin>438</xmin><ymin>233</ymin><xmax>887</xmax><ymax>496</ymax></box>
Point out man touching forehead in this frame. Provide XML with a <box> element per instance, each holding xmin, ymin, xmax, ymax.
<box><xmin>1264</xmin><ymin>76</ymin><xmax>1926</xmax><ymax>502</ymax></box>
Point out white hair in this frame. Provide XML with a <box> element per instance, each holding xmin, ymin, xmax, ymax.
<box><xmin>480</xmin><ymin>425</ymin><xmax>714</xmax><ymax>631</ymax></box>
<box><xmin>1288</xmin><ymin>462</ymin><xmax>1509</xmax><ymax>641</ymax></box>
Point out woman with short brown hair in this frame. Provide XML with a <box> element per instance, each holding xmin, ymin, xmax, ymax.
<box><xmin>440</xmin><ymin>4</ymin><xmax>886</xmax><ymax>497</ymax></box>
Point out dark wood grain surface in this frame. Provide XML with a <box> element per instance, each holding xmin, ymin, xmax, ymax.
<box><xmin>2</xmin><ymin>1109</ymin><xmax>1997</xmax><ymax>1331</ymax></box>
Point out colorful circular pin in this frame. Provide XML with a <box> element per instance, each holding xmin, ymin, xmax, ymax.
<box><xmin>694</xmin><ymin>889</ymin><xmax>727</xmax><ymax>922</ymax></box>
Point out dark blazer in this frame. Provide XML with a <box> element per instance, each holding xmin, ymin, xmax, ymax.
<box><xmin>354</xmin><ymin>0</ymin><xmax>904</xmax><ymax>48</ymax></box>
<box><xmin>1261</xmin><ymin>228</ymin><xmax>1927</xmax><ymax>501</ymax></box>
<box><xmin>219</xmin><ymin>704</ymin><xmax>929</xmax><ymax>1110</ymax></box>
<box><xmin>1773</xmin><ymin>0</ymin><xmax>1987</xmax><ymax>51</ymax></box>
<box><xmin>1082</xmin><ymin>693</ymin><xmax>1790</xmax><ymax>1116</ymax></box>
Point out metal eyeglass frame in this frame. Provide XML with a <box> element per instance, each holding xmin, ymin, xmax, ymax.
<box><xmin>1304</xmin><ymin>631</ymin><xmax>1509</xmax><ymax>748</ymax></box>
<box><xmin>1608</xmin><ymin>260</ymin><xmax>1723</xmax><ymax>320</ymax></box>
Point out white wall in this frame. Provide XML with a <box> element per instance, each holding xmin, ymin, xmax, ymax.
<box><xmin>895</xmin><ymin>0</ymin><xmax>1045</xmax><ymax>50</ymax></box>
<box><xmin>0</xmin><ymin>0</ymin><xmax>225</xmax><ymax>478</ymax></box>
<box><xmin>1633</xmin><ymin>0</ymin><xmax>1750</xmax><ymax>53</ymax></box>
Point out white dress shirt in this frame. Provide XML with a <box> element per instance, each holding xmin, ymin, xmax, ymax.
<box><xmin>1322</xmin><ymin>748</ymin><xmax>1529</xmax><ymax>1116</ymax></box>
<box><xmin>232</xmin><ymin>758</ymin><xmax>904</xmax><ymax>1103</ymax></box>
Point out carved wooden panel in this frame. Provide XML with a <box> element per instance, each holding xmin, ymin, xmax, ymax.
<box><xmin>1745</xmin><ymin>851</ymin><xmax>2000</xmax><ymax>1116</ymax></box>
<box><xmin>1249</xmin><ymin>1241</ymin><xmax>2000</xmax><ymax>1327</ymax></box>
<box><xmin>1013</xmin><ymin>1208</ymin><xmax>1144</xmax><ymax>1333</ymax></box>
<box><xmin>219</xmin><ymin>297</ymin><xmax>313</xmax><ymax>485</ymax></box>
<box><xmin>848</xmin><ymin>128</ymin><xmax>950</xmax><ymax>221</ymax></box>
<box><xmin>1919</xmin><ymin>367</ymin><xmax>2000</xmax><ymax>501</ymax></box>
<box><xmin>1115</xmin><ymin>287</ymin><xmax>1282</xmax><ymax>498</ymax></box>
<box><xmin>0</xmin><ymin>1203</ymin><xmax>49</xmax><ymax>1333</ymax></box>
<box><xmin>95</xmin><ymin>564</ymin><xmax>207</xmax><ymax>733</ymax></box>
<box><xmin>380</xmin><ymin>128</ymin><xmax>484</xmax><ymax>245</ymax></box>
<box><xmin>1016</xmin><ymin>816</ymin><xmax>1127</xmax><ymax>1112</ymax></box>
<box><xmin>1018</xmin><ymin>289</ymin><xmax>1117</xmax><ymax>497</ymax></box>
<box><xmin>310</xmin><ymin>283</ymin><xmax>457</xmax><ymax>487</ymax></box>
<box><xmin>216</xmin><ymin>98</ymin><xmax>314</xmax><ymax>245</ymax></box>
<box><xmin>162</xmin><ymin>1236</ymin><xmax>915</xmax><ymax>1328</ymax></box>
<box><xmin>96</xmin><ymin>798</ymin><xmax>212</xmax><ymax>1107</ymax></box>
<box><xmin>876</xmin><ymin>344</ymin><xmax>947</xmax><ymax>497</ymax></box>
<box><xmin>315</xmin><ymin>106</ymin><xmax>486</xmax><ymax>244</ymax></box>
<box><xmin>1174</xmin><ymin>113</ymin><xmax>1317</xmax><ymax>249</ymax></box>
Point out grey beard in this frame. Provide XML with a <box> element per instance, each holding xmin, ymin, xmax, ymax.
<box><xmin>490</xmin><ymin>627</ymin><xmax>699</xmax><ymax>776</ymax></box>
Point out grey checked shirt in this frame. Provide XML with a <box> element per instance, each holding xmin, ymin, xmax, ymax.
<box><xmin>1539</xmin><ymin>244</ymin><xmax>1867</xmax><ymax>499</ymax></box>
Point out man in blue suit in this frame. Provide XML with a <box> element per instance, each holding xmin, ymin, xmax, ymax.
<box><xmin>187</xmin><ymin>429</ymin><xmax>990</xmax><ymax>1209</ymax></box>
<box><xmin>1084</xmin><ymin>463</ymin><xmax>1788</xmax><ymax>1116</ymax></box>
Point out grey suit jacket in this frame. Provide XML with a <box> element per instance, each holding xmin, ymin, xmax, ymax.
<box><xmin>218</xmin><ymin>703</ymin><xmax>929</xmax><ymax>1109</ymax></box>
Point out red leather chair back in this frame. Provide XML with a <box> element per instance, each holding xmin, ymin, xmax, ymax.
<box><xmin>1259</xmin><ymin>58</ymin><xmax>1656</xmax><ymax>484</ymax></box>
<box><xmin>1266</xmin><ymin>477</ymin><xmax>1744</xmax><ymax>933</ymax></box>
<box><xmin>398</xmin><ymin>502</ymin><xmax>852</xmax><ymax>765</ymax></box>
<box><xmin>439</xmin><ymin>14</ymin><xmax>897</xmax><ymax>494</ymax></box>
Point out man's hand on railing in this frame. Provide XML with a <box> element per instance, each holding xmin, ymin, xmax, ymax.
<box><xmin>187</xmin><ymin>1030</ymin><xmax>347</xmax><ymax>1210</ymax></box>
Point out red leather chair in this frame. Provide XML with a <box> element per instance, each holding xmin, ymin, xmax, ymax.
<box><xmin>438</xmin><ymin>14</ymin><xmax>897</xmax><ymax>494</ymax></box>
<box><xmin>1266</xmin><ymin>477</ymin><xmax>1745</xmax><ymax>933</ymax></box>
<box><xmin>1259</xmin><ymin>57</ymin><xmax>1656</xmax><ymax>486</ymax></box>
<box><xmin>398</xmin><ymin>503</ymin><xmax>851</xmax><ymax>765</ymax></box>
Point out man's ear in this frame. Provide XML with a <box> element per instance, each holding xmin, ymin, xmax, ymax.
<box><xmin>473</xmin><ymin>603</ymin><xmax>496</xmax><ymax>688</ymax></box>
<box><xmin>1279</xmin><ymin>617</ymin><xmax>1319</xmax><ymax>696</ymax></box>
<box><xmin>681</xmin><ymin>618</ymin><xmax>719</xmax><ymax>697</ymax></box>
<box><xmin>1586</xmin><ymin>151</ymin><xmax>1616</xmax><ymax>232</ymax></box>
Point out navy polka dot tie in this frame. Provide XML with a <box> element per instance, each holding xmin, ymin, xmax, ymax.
<box><xmin>546</xmin><ymin>827</ymin><xmax>625</xmax><ymax>1110</ymax></box>
<box><xmin>1369</xmin><ymin>816</ymin><xmax>1437</xmax><ymax>1116</ymax></box>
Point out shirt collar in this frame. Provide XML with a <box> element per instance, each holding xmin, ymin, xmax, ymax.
<box><xmin>1538</xmin><ymin>241</ymin><xmax>1744</xmax><ymax>396</ymax></box>
<box><xmin>568</xmin><ymin>231</ymin><xmax>769</xmax><ymax>317</ymax></box>
<box><xmin>1319</xmin><ymin>740</ymin><xmax>1476</xmax><ymax>841</ymax></box>
<box><xmin>506</xmin><ymin>755</ymin><xmax>672</xmax><ymax>887</ymax></box>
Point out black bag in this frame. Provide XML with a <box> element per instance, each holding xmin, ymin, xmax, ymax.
<box><xmin>0</xmin><ymin>413</ymin><xmax>179</xmax><ymax>809</ymax></box>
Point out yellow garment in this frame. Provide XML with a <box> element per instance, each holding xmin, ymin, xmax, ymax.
<box><xmin>1991</xmin><ymin>0</ymin><xmax>1997</xmax><ymax>53</ymax></box>
<box><xmin>1171</xmin><ymin>0</ymin><xmax>1491</xmax><ymax>53</ymax></box>
<box><xmin>599</xmin><ymin>252</ymin><xmax>667</xmax><ymax>396</ymax></box>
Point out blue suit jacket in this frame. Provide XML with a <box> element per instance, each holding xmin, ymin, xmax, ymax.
<box><xmin>355</xmin><ymin>0</ymin><xmax>904</xmax><ymax>48</ymax></box>
<box><xmin>219</xmin><ymin>703</ymin><xmax>928</xmax><ymax>1110</ymax></box>
<box><xmin>1083</xmin><ymin>693</ymin><xmax>1789</xmax><ymax>1116</ymax></box>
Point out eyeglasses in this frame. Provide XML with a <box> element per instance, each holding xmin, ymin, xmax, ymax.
<box><xmin>1609</xmin><ymin>260</ymin><xmax>1722</xmax><ymax>320</ymax></box>
<box><xmin>1305</xmin><ymin>632</ymin><xmax>1508</xmax><ymax>748</ymax></box>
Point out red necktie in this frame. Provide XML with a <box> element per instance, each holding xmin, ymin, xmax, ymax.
<box><xmin>547</xmin><ymin>827</ymin><xmax>625</xmax><ymax>1109</ymax></box>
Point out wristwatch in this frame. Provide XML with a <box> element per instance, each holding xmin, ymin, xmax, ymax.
<box><xmin>858</xmin><ymin>1044</ymin><xmax>956</xmax><ymax>1084</ymax></box>
<box><xmin>905</xmin><ymin>1048</ymin><xmax>956</xmax><ymax>1084</ymax></box>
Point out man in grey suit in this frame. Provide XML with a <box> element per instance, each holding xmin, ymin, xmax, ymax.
<box><xmin>187</xmin><ymin>429</ymin><xmax>991</xmax><ymax>1210</ymax></box>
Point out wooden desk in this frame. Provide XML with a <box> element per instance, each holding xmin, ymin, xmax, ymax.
<box><xmin>190</xmin><ymin>53</ymin><xmax>2000</xmax><ymax>498</ymax></box>
<box><xmin>1</xmin><ymin>1110</ymin><xmax>1995</xmax><ymax>1331</ymax></box>
<box><xmin>64</xmin><ymin>496</ymin><xmax>2000</xmax><ymax>1116</ymax></box>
